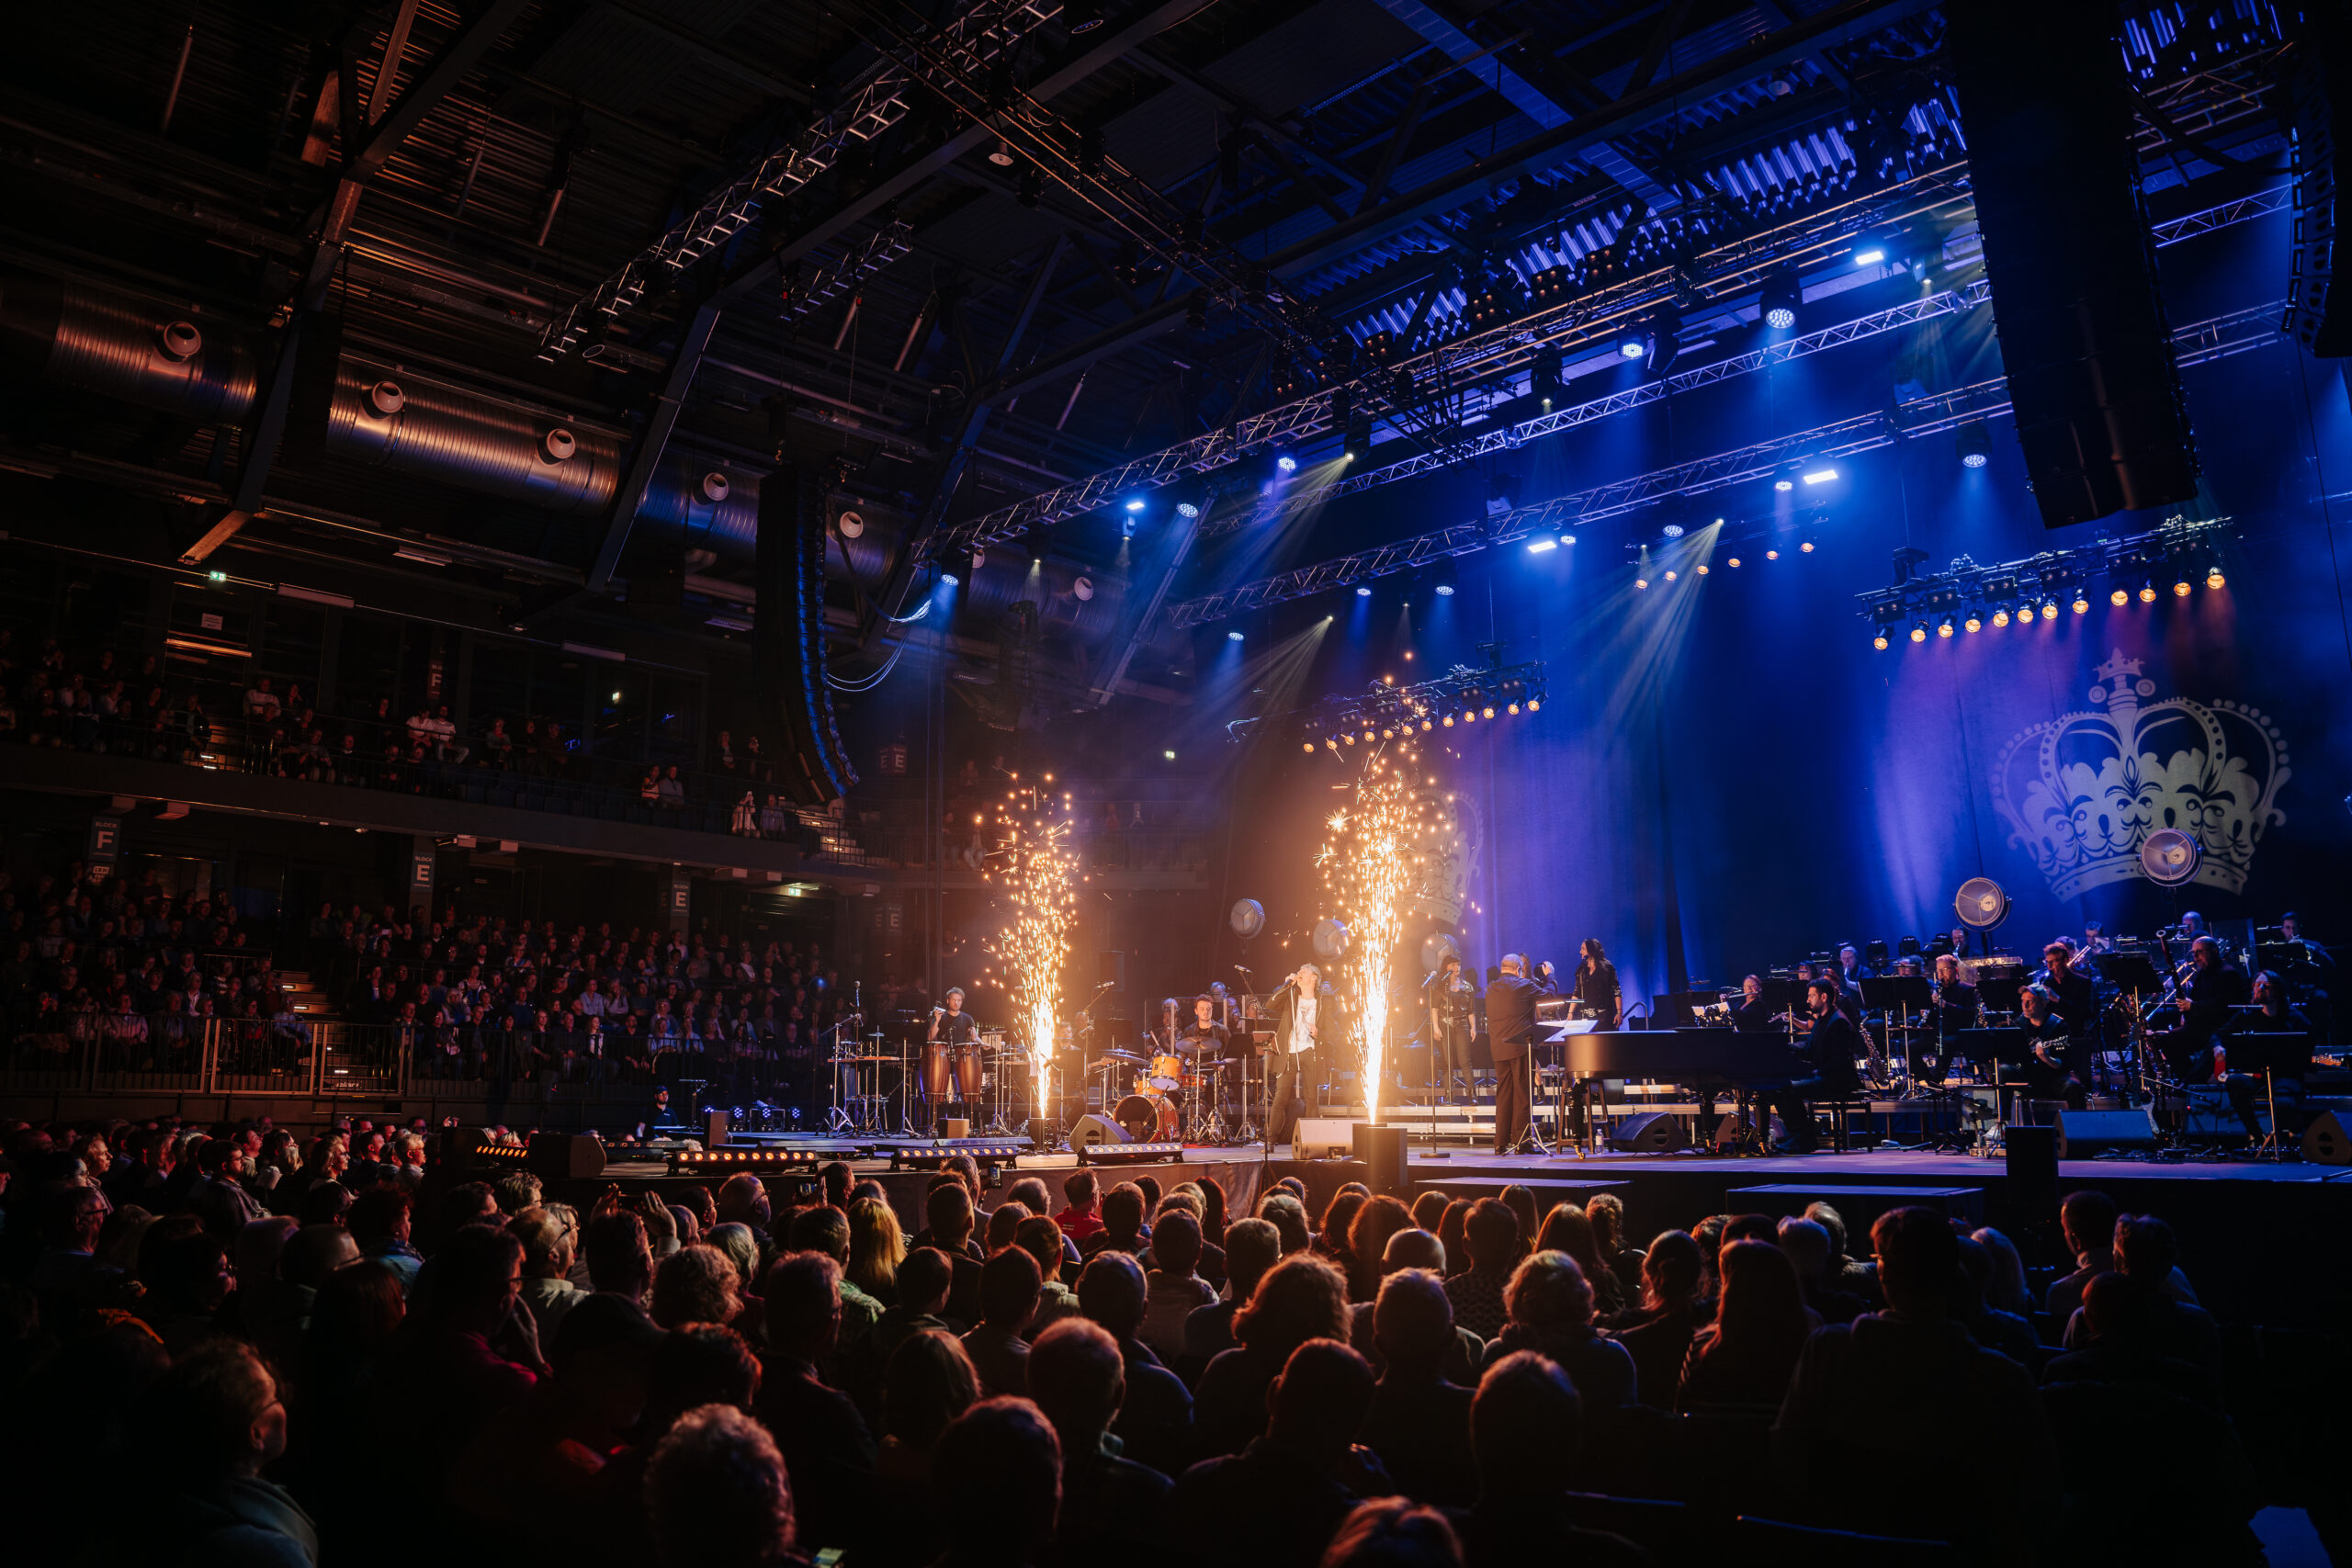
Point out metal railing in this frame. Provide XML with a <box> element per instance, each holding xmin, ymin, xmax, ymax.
<box><xmin>0</xmin><ymin>1010</ymin><xmax>772</xmax><ymax>1100</ymax></box>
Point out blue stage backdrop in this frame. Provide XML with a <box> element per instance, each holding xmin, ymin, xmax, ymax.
<box><xmin>1216</xmin><ymin>210</ymin><xmax>2352</xmax><ymax>1021</ymax></box>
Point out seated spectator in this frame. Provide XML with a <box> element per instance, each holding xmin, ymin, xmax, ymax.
<box><xmin>924</xmin><ymin>1181</ymin><xmax>986</xmax><ymax>1328</ymax></box>
<box><xmin>1140</xmin><ymin>1209</ymin><xmax>1216</xmax><ymax>1364</ymax></box>
<box><xmin>1170</xmin><ymin>1339</ymin><xmax>1388</xmax><ymax>1568</ymax></box>
<box><xmin>2040</xmin><ymin>1275</ymin><xmax>2260</xmax><ymax>1562</ymax></box>
<box><xmin>2061</xmin><ymin>1213</ymin><xmax>2220</xmax><ymax>1371</ymax></box>
<box><xmin>1345</xmin><ymin>1196</ymin><xmax>1415</xmax><ymax>1304</ymax></box>
<box><xmin>1442</xmin><ymin>1200</ymin><xmax>1519</xmax><ymax>1341</ymax></box>
<box><xmin>1677</xmin><ymin>1240</ymin><xmax>1813</xmax><ymax>1411</ymax></box>
<box><xmin>933</xmin><ymin>1397</ymin><xmax>1063</xmax><ymax>1568</ymax></box>
<box><xmin>1605</xmin><ymin>1230</ymin><xmax>1705</xmax><ymax>1409</ymax></box>
<box><xmin>1532</xmin><ymin>1203</ymin><xmax>1626</xmax><ymax>1320</ymax></box>
<box><xmin>1586</xmin><ymin>1192</ymin><xmax>1645</xmax><ymax>1300</ymax></box>
<box><xmin>137</xmin><ymin>1221</ymin><xmax>236</xmax><ymax>1357</ymax></box>
<box><xmin>373</xmin><ymin>1223</ymin><xmax>542</xmax><ymax>1517</ymax></box>
<box><xmin>1259</xmin><ymin>1192</ymin><xmax>1314</xmax><ymax>1257</ymax></box>
<box><xmin>1951</xmin><ymin>1232</ymin><xmax>2040</xmax><ymax>1367</ymax></box>
<box><xmin>1772</xmin><ymin>1205</ymin><xmax>2058</xmax><ymax>1554</ymax></box>
<box><xmin>1346</xmin><ymin>1230</ymin><xmax>1483</xmax><ymax>1385</ymax></box>
<box><xmin>652</xmin><ymin>1243</ymin><xmax>744</xmax><ymax>1331</ymax></box>
<box><xmin>1082</xmin><ymin>1181</ymin><xmax>1150</xmax><ymax>1259</ymax></box>
<box><xmin>1475</xmin><ymin>1250</ymin><xmax>1634</xmax><ymax>1412</ymax></box>
<box><xmin>1360</xmin><ymin>1267</ymin><xmax>1478</xmax><ymax>1506</ymax></box>
<box><xmin>644</xmin><ymin>1404</ymin><xmax>797</xmax><ymax>1568</ymax></box>
<box><xmin>1030</xmin><ymin>1317</ymin><xmax>1172</xmax><ymax>1562</ymax></box>
<box><xmin>848</xmin><ymin>1195</ymin><xmax>907</xmax><ymax>1308</ymax></box>
<box><xmin>756</xmin><ymin>1252</ymin><xmax>875</xmax><ymax>1557</ymax></box>
<box><xmin>1055</xmin><ymin>1169</ymin><xmax>1105</xmax><ymax>1244</ymax></box>
<box><xmin>1074</xmin><ymin>1249</ymin><xmax>1192</xmax><ymax>1476</ymax></box>
<box><xmin>876</xmin><ymin>1246</ymin><xmax>956</xmax><ymax>1373</ymax></box>
<box><xmin>1323</xmin><ymin>1498</ymin><xmax>1465</xmax><ymax>1568</ymax></box>
<box><xmin>1186</xmin><ymin>1216</ymin><xmax>1279</xmax><ymax>1369</ymax></box>
<box><xmin>1012</xmin><ymin>1214</ymin><xmax>1083</xmax><ymax>1339</ymax></box>
<box><xmin>1448</xmin><ymin>1351</ymin><xmax>1649</xmax><ymax>1568</ymax></box>
<box><xmin>2045</xmin><ymin>1189</ymin><xmax>2196</xmax><ymax>1322</ymax></box>
<box><xmin>138</xmin><ymin>1338</ymin><xmax>316</xmax><ymax>1567</ymax></box>
<box><xmin>790</xmin><ymin>1201</ymin><xmax>883</xmax><ymax>1353</ymax></box>
<box><xmin>514</xmin><ymin>1206</ymin><xmax>590</xmax><ymax>1342</ymax></box>
<box><xmin>964</xmin><ymin>1244</ymin><xmax>1041</xmax><ymax>1397</ymax></box>
<box><xmin>868</xmin><ymin>1328</ymin><xmax>977</xmax><ymax>1565</ymax></box>
<box><xmin>1775</xmin><ymin>1216</ymin><xmax>1866</xmax><ymax>1325</ymax></box>
<box><xmin>1193</xmin><ymin>1252</ymin><xmax>1351</xmax><ymax>1460</ymax></box>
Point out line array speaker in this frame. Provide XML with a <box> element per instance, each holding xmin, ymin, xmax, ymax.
<box><xmin>2286</xmin><ymin>16</ymin><xmax>2351</xmax><ymax>356</ymax></box>
<box><xmin>755</xmin><ymin>464</ymin><xmax>858</xmax><ymax>807</ymax></box>
<box><xmin>1950</xmin><ymin>1</ymin><xmax>2199</xmax><ymax>527</ymax></box>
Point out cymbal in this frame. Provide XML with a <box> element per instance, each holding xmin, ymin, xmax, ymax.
<box><xmin>831</xmin><ymin>1055</ymin><xmax>896</xmax><ymax>1063</ymax></box>
<box><xmin>1095</xmin><ymin>1048</ymin><xmax>1146</xmax><ymax>1064</ymax></box>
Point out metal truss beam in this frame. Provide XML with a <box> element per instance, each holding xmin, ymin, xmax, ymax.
<box><xmin>938</xmin><ymin>162</ymin><xmax>1975</xmax><ymax>552</ymax></box>
<box><xmin>1167</xmin><ymin>299</ymin><xmax>2285</xmax><ymax>628</ymax></box>
<box><xmin>539</xmin><ymin>0</ymin><xmax>1061</xmax><ymax>357</ymax></box>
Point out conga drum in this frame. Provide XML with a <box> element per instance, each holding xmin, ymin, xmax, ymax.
<box><xmin>923</xmin><ymin>1041</ymin><xmax>953</xmax><ymax>1102</ymax></box>
<box><xmin>956</xmin><ymin>1043</ymin><xmax>985</xmax><ymax>1101</ymax></box>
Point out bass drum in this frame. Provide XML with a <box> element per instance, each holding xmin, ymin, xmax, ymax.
<box><xmin>1114</xmin><ymin>1092</ymin><xmax>1179</xmax><ymax>1144</ymax></box>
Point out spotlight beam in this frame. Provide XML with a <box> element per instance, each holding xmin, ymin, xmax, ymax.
<box><xmin>1166</xmin><ymin>298</ymin><xmax>2281</xmax><ymax>629</ymax></box>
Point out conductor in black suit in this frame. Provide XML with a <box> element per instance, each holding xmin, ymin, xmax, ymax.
<box><xmin>1769</xmin><ymin>978</ymin><xmax>1862</xmax><ymax>1155</ymax></box>
<box><xmin>1486</xmin><ymin>953</ymin><xmax>1556</xmax><ymax>1154</ymax></box>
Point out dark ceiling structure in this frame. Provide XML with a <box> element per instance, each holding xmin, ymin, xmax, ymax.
<box><xmin>0</xmin><ymin>0</ymin><xmax>2309</xmax><ymax>717</ymax></box>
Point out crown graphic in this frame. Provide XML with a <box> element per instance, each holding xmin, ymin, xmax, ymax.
<box><xmin>1989</xmin><ymin>650</ymin><xmax>2290</xmax><ymax>898</ymax></box>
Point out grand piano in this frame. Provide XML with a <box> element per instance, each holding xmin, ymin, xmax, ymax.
<box><xmin>1542</xmin><ymin>1022</ymin><xmax>1809</xmax><ymax>1089</ymax></box>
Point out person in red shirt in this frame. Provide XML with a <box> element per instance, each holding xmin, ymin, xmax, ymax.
<box><xmin>1055</xmin><ymin>1169</ymin><xmax>1105</xmax><ymax>1244</ymax></box>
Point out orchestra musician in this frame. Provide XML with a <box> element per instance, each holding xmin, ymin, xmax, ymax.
<box><xmin>2158</xmin><ymin>935</ymin><xmax>2250</xmax><ymax>1084</ymax></box>
<box><xmin>1835</xmin><ymin>944</ymin><xmax>1872</xmax><ymax>988</ymax></box>
<box><xmin>1767</xmin><ymin>978</ymin><xmax>1863</xmax><ymax>1156</ymax></box>
<box><xmin>2221</xmin><ymin>971</ymin><xmax>2314</xmax><ymax>1143</ymax></box>
<box><xmin>1573</xmin><ymin>940</ymin><xmax>1622</xmax><ymax>1030</ymax></box>
<box><xmin>1265</xmin><ymin>964</ymin><xmax>1322</xmax><ymax>1147</ymax></box>
<box><xmin>1926</xmin><ymin>953</ymin><xmax>1978</xmax><ymax>1081</ymax></box>
<box><xmin>1730</xmin><ymin>974</ymin><xmax>1776</xmax><ymax>1032</ymax></box>
<box><xmin>1486</xmin><ymin>953</ymin><xmax>1556</xmax><ymax>1155</ymax></box>
<box><xmin>2177</xmin><ymin>910</ymin><xmax>2209</xmax><ymax>943</ymax></box>
<box><xmin>1422</xmin><ymin>952</ymin><xmax>1480</xmax><ymax>1102</ymax></box>
<box><xmin>2032</xmin><ymin>941</ymin><xmax>2098</xmax><ymax>1043</ymax></box>
<box><xmin>2079</xmin><ymin>920</ymin><xmax>2113</xmax><ymax>961</ymax></box>
<box><xmin>2275</xmin><ymin>912</ymin><xmax>2334</xmax><ymax>1041</ymax></box>
<box><xmin>2016</xmin><ymin>983</ymin><xmax>2087</xmax><ymax>1110</ymax></box>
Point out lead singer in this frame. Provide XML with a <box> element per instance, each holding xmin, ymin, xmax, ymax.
<box><xmin>1264</xmin><ymin>963</ymin><xmax>1321</xmax><ymax>1147</ymax></box>
<box><xmin>1487</xmin><ymin>953</ymin><xmax>1556</xmax><ymax>1154</ymax></box>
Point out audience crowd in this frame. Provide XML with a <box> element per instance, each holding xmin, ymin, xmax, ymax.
<box><xmin>0</xmin><ymin>1106</ymin><xmax>2295</xmax><ymax>1568</ymax></box>
<box><xmin>0</xmin><ymin>624</ymin><xmax>831</xmax><ymax>845</ymax></box>
<box><xmin>1</xmin><ymin>853</ymin><xmax>964</xmax><ymax>1110</ymax></box>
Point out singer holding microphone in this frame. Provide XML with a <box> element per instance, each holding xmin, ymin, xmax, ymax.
<box><xmin>1265</xmin><ymin>964</ymin><xmax>1322</xmax><ymax>1147</ymax></box>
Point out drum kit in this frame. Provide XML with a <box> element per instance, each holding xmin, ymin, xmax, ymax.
<box><xmin>1086</xmin><ymin>1037</ymin><xmax>1249</xmax><ymax>1145</ymax></box>
<box><xmin>829</xmin><ymin>1015</ymin><xmax>1039</xmax><ymax>1135</ymax></box>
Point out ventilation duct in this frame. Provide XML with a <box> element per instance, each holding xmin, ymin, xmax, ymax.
<box><xmin>0</xmin><ymin>275</ymin><xmax>1124</xmax><ymax>644</ymax></box>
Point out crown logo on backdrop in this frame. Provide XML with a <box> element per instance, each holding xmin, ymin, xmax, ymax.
<box><xmin>1989</xmin><ymin>651</ymin><xmax>2290</xmax><ymax>897</ymax></box>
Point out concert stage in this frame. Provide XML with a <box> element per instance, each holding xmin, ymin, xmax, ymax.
<box><xmin>571</xmin><ymin>1132</ymin><xmax>2351</xmax><ymax>1332</ymax></box>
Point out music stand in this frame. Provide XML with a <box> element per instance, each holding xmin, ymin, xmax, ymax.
<box><xmin>1860</xmin><ymin>976</ymin><xmax>1933</xmax><ymax>1078</ymax></box>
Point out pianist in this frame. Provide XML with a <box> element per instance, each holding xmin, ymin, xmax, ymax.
<box><xmin>1767</xmin><ymin>979</ymin><xmax>1862</xmax><ymax>1156</ymax></box>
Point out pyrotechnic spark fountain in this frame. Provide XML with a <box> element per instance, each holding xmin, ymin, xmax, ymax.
<box><xmin>983</xmin><ymin>785</ymin><xmax>1079</xmax><ymax>1128</ymax></box>
<box><xmin>1318</xmin><ymin>738</ymin><xmax>1451</xmax><ymax>1122</ymax></box>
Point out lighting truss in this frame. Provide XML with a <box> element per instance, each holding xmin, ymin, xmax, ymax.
<box><xmin>934</xmin><ymin>163</ymin><xmax>1978</xmax><ymax>552</ymax></box>
<box><xmin>1218</xmin><ymin>280</ymin><xmax>1995</xmax><ymax>536</ymax></box>
<box><xmin>1855</xmin><ymin>513</ymin><xmax>2236</xmax><ymax>630</ymax></box>
<box><xmin>779</xmin><ymin>223</ymin><xmax>915</xmax><ymax>326</ymax></box>
<box><xmin>537</xmin><ymin>0</ymin><xmax>1057</xmax><ymax>358</ymax></box>
<box><xmin>835</xmin><ymin>0</ymin><xmax>1323</xmax><ymax>353</ymax></box>
<box><xmin>1166</xmin><ymin>298</ymin><xmax>2283</xmax><ymax>628</ymax></box>
<box><xmin>1233</xmin><ymin>662</ymin><xmax>1548</xmax><ymax>743</ymax></box>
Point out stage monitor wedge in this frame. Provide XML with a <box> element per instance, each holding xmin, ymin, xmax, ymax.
<box><xmin>1950</xmin><ymin>0</ymin><xmax>2199</xmax><ymax>527</ymax></box>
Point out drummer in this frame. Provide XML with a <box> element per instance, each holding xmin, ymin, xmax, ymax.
<box><xmin>929</xmin><ymin>988</ymin><xmax>981</xmax><ymax>1048</ymax></box>
<box><xmin>1179</xmin><ymin>994</ymin><xmax>1229</xmax><ymax>1059</ymax></box>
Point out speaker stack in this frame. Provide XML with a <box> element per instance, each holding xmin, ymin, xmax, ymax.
<box><xmin>1950</xmin><ymin>0</ymin><xmax>2201</xmax><ymax>527</ymax></box>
